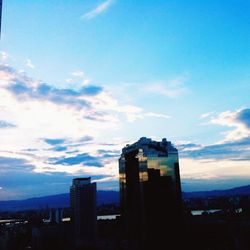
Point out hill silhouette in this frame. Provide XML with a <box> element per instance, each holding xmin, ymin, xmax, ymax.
<box><xmin>1</xmin><ymin>185</ymin><xmax>250</xmax><ymax>211</ymax></box>
<box><xmin>0</xmin><ymin>190</ymin><xmax>119</xmax><ymax>211</ymax></box>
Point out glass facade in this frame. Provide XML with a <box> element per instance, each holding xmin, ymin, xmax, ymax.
<box><xmin>119</xmin><ymin>137</ymin><xmax>182</xmax><ymax>246</ymax></box>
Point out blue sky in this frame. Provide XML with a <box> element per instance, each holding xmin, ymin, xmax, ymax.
<box><xmin>0</xmin><ymin>0</ymin><xmax>250</xmax><ymax>199</ymax></box>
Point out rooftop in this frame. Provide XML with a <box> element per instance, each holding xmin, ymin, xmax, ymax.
<box><xmin>72</xmin><ymin>177</ymin><xmax>92</xmax><ymax>185</ymax></box>
<box><xmin>121</xmin><ymin>137</ymin><xmax>178</xmax><ymax>155</ymax></box>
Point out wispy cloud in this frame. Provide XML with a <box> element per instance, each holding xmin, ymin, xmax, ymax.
<box><xmin>43</xmin><ymin>138</ymin><xmax>66</xmax><ymax>146</ymax></box>
<box><xmin>0</xmin><ymin>51</ymin><xmax>9</xmax><ymax>62</ymax></box>
<box><xmin>207</xmin><ymin>108</ymin><xmax>250</xmax><ymax>141</ymax></box>
<box><xmin>179</xmin><ymin>108</ymin><xmax>250</xmax><ymax>161</ymax></box>
<box><xmin>51</xmin><ymin>153</ymin><xmax>104</xmax><ymax>167</ymax></box>
<box><xmin>116</xmin><ymin>75</ymin><xmax>189</xmax><ymax>100</ymax></box>
<box><xmin>180</xmin><ymin>157</ymin><xmax>250</xmax><ymax>182</ymax></box>
<box><xmin>0</xmin><ymin>63</ymin><xmax>171</xmax><ymax>199</ymax></box>
<box><xmin>25</xmin><ymin>59</ymin><xmax>35</xmax><ymax>69</ymax></box>
<box><xmin>178</xmin><ymin>137</ymin><xmax>250</xmax><ymax>161</ymax></box>
<box><xmin>144</xmin><ymin>75</ymin><xmax>188</xmax><ymax>98</ymax></box>
<box><xmin>71</xmin><ymin>70</ymin><xmax>84</xmax><ymax>77</ymax></box>
<box><xmin>176</xmin><ymin>108</ymin><xmax>250</xmax><ymax>184</ymax></box>
<box><xmin>0</xmin><ymin>120</ymin><xmax>16</xmax><ymax>129</ymax></box>
<box><xmin>125</xmin><ymin>110</ymin><xmax>171</xmax><ymax>122</ymax></box>
<box><xmin>200</xmin><ymin>112</ymin><xmax>214</xmax><ymax>119</ymax></box>
<box><xmin>69</xmin><ymin>70</ymin><xmax>91</xmax><ymax>86</ymax></box>
<box><xmin>81</xmin><ymin>0</ymin><xmax>113</xmax><ymax>20</ymax></box>
<box><xmin>144</xmin><ymin>112</ymin><xmax>171</xmax><ymax>119</ymax></box>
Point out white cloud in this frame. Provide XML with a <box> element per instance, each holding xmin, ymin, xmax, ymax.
<box><xmin>70</xmin><ymin>70</ymin><xmax>91</xmax><ymax>86</ymax></box>
<box><xmin>83</xmin><ymin>92</ymin><xmax>170</xmax><ymax>122</ymax></box>
<box><xmin>71</xmin><ymin>70</ymin><xmax>84</xmax><ymax>77</ymax></box>
<box><xmin>210</xmin><ymin>108</ymin><xmax>250</xmax><ymax>141</ymax></box>
<box><xmin>200</xmin><ymin>112</ymin><xmax>214</xmax><ymax>119</ymax></box>
<box><xmin>81</xmin><ymin>0</ymin><xmax>113</xmax><ymax>20</ymax></box>
<box><xmin>25</xmin><ymin>59</ymin><xmax>35</xmax><ymax>69</ymax></box>
<box><xmin>65</xmin><ymin>78</ymin><xmax>73</xmax><ymax>83</ymax></box>
<box><xmin>176</xmin><ymin>108</ymin><xmax>250</xmax><ymax>186</ymax></box>
<box><xmin>0</xmin><ymin>51</ymin><xmax>9</xmax><ymax>62</ymax></box>
<box><xmin>123</xmin><ymin>110</ymin><xmax>171</xmax><ymax>122</ymax></box>
<box><xmin>83</xmin><ymin>79</ymin><xmax>91</xmax><ymax>85</ymax></box>
<box><xmin>144</xmin><ymin>75</ymin><xmax>188</xmax><ymax>98</ymax></box>
<box><xmin>180</xmin><ymin>157</ymin><xmax>250</xmax><ymax>180</ymax></box>
<box><xmin>0</xmin><ymin>64</ymin><xmax>170</xmax><ymax>180</ymax></box>
<box><xmin>144</xmin><ymin>112</ymin><xmax>171</xmax><ymax>119</ymax></box>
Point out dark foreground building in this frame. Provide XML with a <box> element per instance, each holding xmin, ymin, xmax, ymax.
<box><xmin>70</xmin><ymin>177</ymin><xmax>97</xmax><ymax>248</ymax></box>
<box><xmin>119</xmin><ymin>137</ymin><xmax>183</xmax><ymax>249</ymax></box>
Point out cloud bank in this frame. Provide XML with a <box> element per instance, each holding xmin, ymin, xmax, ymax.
<box><xmin>0</xmin><ymin>63</ymin><xmax>171</xmax><ymax>199</ymax></box>
<box><xmin>178</xmin><ymin>109</ymin><xmax>250</xmax><ymax>189</ymax></box>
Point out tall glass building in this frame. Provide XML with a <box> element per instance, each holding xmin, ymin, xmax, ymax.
<box><xmin>70</xmin><ymin>177</ymin><xmax>97</xmax><ymax>247</ymax></box>
<box><xmin>119</xmin><ymin>137</ymin><xmax>183</xmax><ymax>249</ymax></box>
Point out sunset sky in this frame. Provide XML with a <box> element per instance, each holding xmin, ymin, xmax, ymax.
<box><xmin>0</xmin><ymin>0</ymin><xmax>250</xmax><ymax>200</ymax></box>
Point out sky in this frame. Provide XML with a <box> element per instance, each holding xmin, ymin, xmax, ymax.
<box><xmin>0</xmin><ymin>0</ymin><xmax>250</xmax><ymax>200</ymax></box>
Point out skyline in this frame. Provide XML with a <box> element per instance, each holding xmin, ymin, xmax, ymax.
<box><xmin>0</xmin><ymin>0</ymin><xmax>250</xmax><ymax>200</ymax></box>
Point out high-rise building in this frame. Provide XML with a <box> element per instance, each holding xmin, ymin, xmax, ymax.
<box><xmin>70</xmin><ymin>177</ymin><xmax>97</xmax><ymax>247</ymax></box>
<box><xmin>119</xmin><ymin>137</ymin><xmax>183</xmax><ymax>249</ymax></box>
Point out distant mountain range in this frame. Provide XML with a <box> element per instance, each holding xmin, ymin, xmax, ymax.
<box><xmin>1</xmin><ymin>185</ymin><xmax>250</xmax><ymax>212</ymax></box>
<box><xmin>182</xmin><ymin>184</ymin><xmax>250</xmax><ymax>199</ymax></box>
<box><xmin>0</xmin><ymin>190</ymin><xmax>119</xmax><ymax>212</ymax></box>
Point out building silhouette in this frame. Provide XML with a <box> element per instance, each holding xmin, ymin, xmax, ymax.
<box><xmin>119</xmin><ymin>137</ymin><xmax>183</xmax><ymax>249</ymax></box>
<box><xmin>70</xmin><ymin>177</ymin><xmax>97</xmax><ymax>248</ymax></box>
<box><xmin>49</xmin><ymin>208</ymin><xmax>63</xmax><ymax>225</ymax></box>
